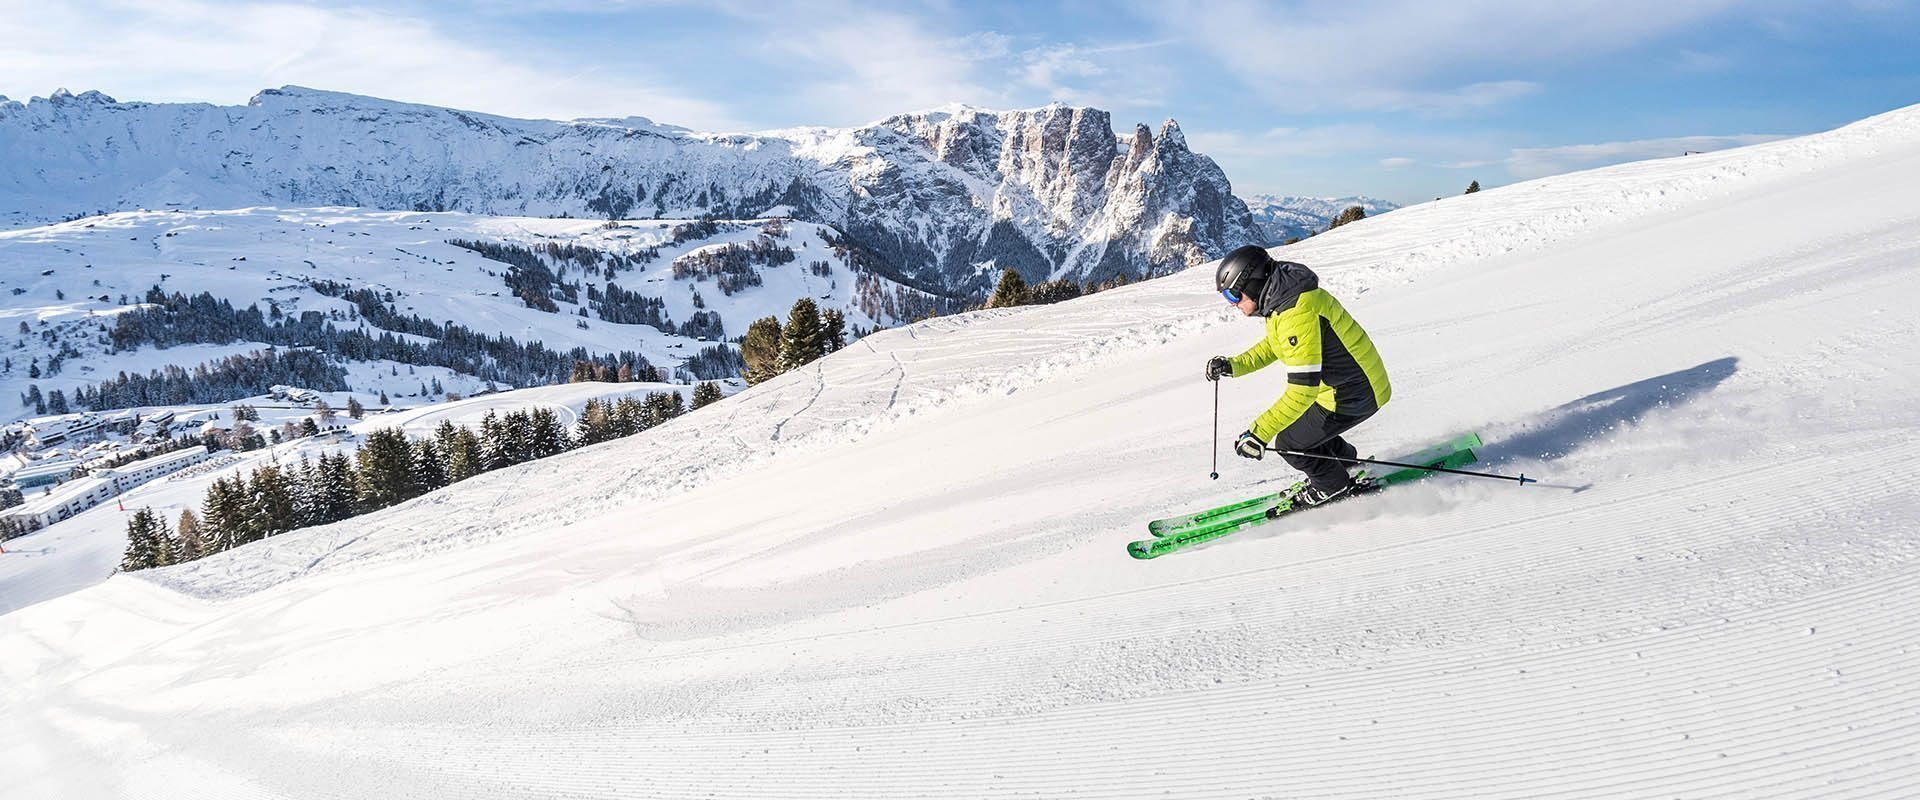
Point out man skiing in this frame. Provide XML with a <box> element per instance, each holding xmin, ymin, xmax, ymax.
<box><xmin>1205</xmin><ymin>245</ymin><xmax>1391</xmax><ymax>506</ymax></box>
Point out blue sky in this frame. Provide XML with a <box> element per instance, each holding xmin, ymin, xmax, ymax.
<box><xmin>3</xmin><ymin>0</ymin><xmax>1917</xmax><ymax>204</ymax></box>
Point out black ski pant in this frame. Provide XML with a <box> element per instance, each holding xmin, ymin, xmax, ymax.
<box><xmin>1272</xmin><ymin>406</ymin><xmax>1374</xmax><ymax>492</ymax></box>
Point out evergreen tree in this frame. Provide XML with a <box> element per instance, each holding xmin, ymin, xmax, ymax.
<box><xmin>443</xmin><ymin>426</ymin><xmax>483</xmax><ymax>483</ymax></box>
<box><xmin>1465</xmin><ymin>180</ymin><xmax>1481</xmax><ymax>194</ymax></box>
<box><xmin>821</xmin><ymin>308</ymin><xmax>847</xmax><ymax>353</ymax></box>
<box><xmin>248</xmin><ymin>465</ymin><xmax>297</xmax><ymax>539</ymax></box>
<box><xmin>201</xmin><ymin>478</ymin><xmax>248</xmax><ymax>554</ymax></box>
<box><xmin>778</xmin><ymin>298</ymin><xmax>826</xmax><ymax>372</ymax></box>
<box><xmin>119</xmin><ymin>507</ymin><xmax>174</xmax><ymax>572</ymax></box>
<box><xmin>47</xmin><ymin>389</ymin><xmax>68</xmax><ymax>414</ymax></box>
<box><xmin>641</xmin><ymin>391</ymin><xmax>686</xmax><ymax>428</ymax></box>
<box><xmin>378</xmin><ymin>390</ymin><xmax>391</xmax><ymax>406</ymax></box>
<box><xmin>1030</xmin><ymin>279</ymin><xmax>1083</xmax><ymax>305</ymax></box>
<box><xmin>528</xmin><ymin>407</ymin><xmax>571</xmax><ymax>458</ymax></box>
<box><xmin>691</xmin><ymin>382</ymin><xmax>723</xmax><ymax>410</ymax></box>
<box><xmin>575</xmin><ymin>398</ymin><xmax>612</xmax><ymax>446</ymax></box>
<box><xmin>988</xmin><ymin>269</ymin><xmax>1031</xmax><ymax>308</ymax></box>
<box><xmin>355</xmin><ymin>428</ymin><xmax>418</xmax><ymax>512</ymax></box>
<box><xmin>300</xmin><ymin>417</ymin><xmax>321</xmax><ymax>437</ymax></box>
<box><xmin>1327</xmin><ymin>205</ymin><xmax>1367</xmax><ymax>231</ymax></box>
<box><xmin>291</xmin><ymin>455</ymin><xmax>322</xmax><ymax>527</ymax></box>
<box><xmin>478</xmin><ymin>411</ymin><xmax>512</xmax><ymax>471</ymax></box>
<box><xmin>498</xmin><ymin>411</ymin><xmax>534</xmax><ymax>465</ymax></box>
<box><xmin>740</xmin><ymin>316</ymin><xmax>784</xmax><ymax>385</ymax></box>
<box><xmin>345</xmin><ymin>396</ymin><xmax>364</xmax><ymax>420</ymax></box>
<box><xmin>434</xmin><ymin>421</ymin><xmax>480</xmax><ymax>483</ymax></box>
<box><xmin>174</xmin><ymin>509</ymin><xmax>206</xmax><ymax>563</ymax></box>
<box><xmin>610</xmin><ymin>397</ymin><xmax>646</xmax><ymax>437</ymax></box>
<box><xmin>431</xmin><ymin>420</ymin><xmax>462</xmax><ymax>463</ymax></box>
<box><xmin>412</xmin><ymin>439</ymin><xmax>449</xmax><ymax>494</ymax></box>
<box><xmin>315</xmin><ymin>453</ymin><xmax>359</xmax><ymax>523</ymax></box>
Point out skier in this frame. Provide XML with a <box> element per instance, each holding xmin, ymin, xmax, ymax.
<box><xmin>1205</xmin><ymin>245</ymin><xmax>1391</xmax><ymax>505</ymax></box>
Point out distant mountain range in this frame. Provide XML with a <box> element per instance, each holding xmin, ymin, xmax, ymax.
<box><xmin>0</xmin><ymin>87</ymin><xmax>1261</xmax><ymax>299</ymax></box>
<box><xmin>1241</xmin><ymin>194</ymin><xmax>1402</xmax><ymax>245</ymax></box>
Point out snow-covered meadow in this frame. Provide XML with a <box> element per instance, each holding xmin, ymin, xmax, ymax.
<box><xmin>0</xmin><ymin>207</ymin><xmax>917</xmax><ymax>425</ymax></box>
<box><xmin>5</xmin><ymin>104</ymin><xmax>1920</xmax><ymax>798</ymax></box>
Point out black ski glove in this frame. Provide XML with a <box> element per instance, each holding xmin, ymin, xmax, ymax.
<box><xmin>1205</xmin><ymin>356</ymin><xmax>1233</xmax><ymax>381</ymax></box>
<box><xmin>1234</xmin><ymin>430</ymin><xmax>1265</xmax><ymax>460</ymax></box>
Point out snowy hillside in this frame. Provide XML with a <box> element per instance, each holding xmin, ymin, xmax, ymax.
<box><xmin>0</xmin><ymin>380</ymin><xmax>683</xmax><ymax>613</ymax></box>
<box><xmin>1242</xmin><ymin>194</ymin><xmax>1402</xmax><ymax>244</ymax></box>
<box><xmin>0</xmin><ymin>88</ymin><xmax>1258</xmax><ymax>295</ymax></box>
<box><xmin>6</xmin><ymin>102</ymin><xmax>1920</xmax><ymax>798</ymax></box>
<box><xmin>0</xmin><ymin>207</ymin><xmax>929</xmax><ymax>424</ymax></box>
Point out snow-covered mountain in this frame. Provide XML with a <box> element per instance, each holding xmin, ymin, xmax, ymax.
<box><xmin>7</xmin><ymin>100</ymin><xmax>1919</xmax><ymax>798</ymax></box>
<box><xmin>0</xmin><ymin>88</ymin><xmax>1259</xmax><ymax>297</ymax></box>
<box><xmin>0</xmin><ymin>207</ymin><xmax>935</xmax><ymax>422</ymax></box>
<box><xmin>1242</xmin><ymin>193</ymin><xmax>1402</xmax><ymax>244</ymax></box>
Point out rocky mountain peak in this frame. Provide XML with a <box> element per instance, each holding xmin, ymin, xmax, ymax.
<box><xmin>1157</xmin><ymin>119</ymin><xmax>1186</xmax><ymax>151</ymax></box>
<box><xmin>0</xmin><ymin>88</ymin><xmax>1257</xmax><ymax>298</ymax></box>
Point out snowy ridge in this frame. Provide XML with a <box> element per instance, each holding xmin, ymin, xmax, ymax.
<box><xmin>1242</xmin><ymin>194</ymin><xmax>1401</xmax><ymax>244</ymax></box>
<box><xmin>5</xmin><ymin>102</ymin><xmax>1920</xmax><ymax>797</ymax></box>
<box><xmin>0</xmin><ymin>88</ymin><xmax>1258</xmax><ymax>296</ymax></box>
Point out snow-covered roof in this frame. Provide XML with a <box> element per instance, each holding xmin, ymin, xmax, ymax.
<box><xmin>10</xmin><ymin>475</ymin><xmax>113</xmax><ymax>516</ymax></box>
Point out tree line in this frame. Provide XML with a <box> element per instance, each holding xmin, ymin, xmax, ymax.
<box><xmin>737</xmin><ymin>298</ymin><xmax>848</xmax><ymax>385</ymax></box>
<box><xmin>99</xmin><ymin>288</ymin><xmax>661</xmax><ymax>410</ymax></box>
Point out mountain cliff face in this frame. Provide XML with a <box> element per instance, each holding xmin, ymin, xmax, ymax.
<box><xmin>0</xmin><ymin>88</ymin><xmax>1258</xmax><ymax>298</ymax></box>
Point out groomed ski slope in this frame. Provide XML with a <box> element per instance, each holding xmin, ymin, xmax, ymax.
<box><xmin>7</xmin><ymin>104</ymin><xmax>1920</xmax><ymax>798</ymax></box>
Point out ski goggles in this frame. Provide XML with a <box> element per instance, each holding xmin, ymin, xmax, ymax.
<box><xmin>1220</xmin><ymin>288</ymin><xmax>1244</xmax><ymax>303</ymax></box>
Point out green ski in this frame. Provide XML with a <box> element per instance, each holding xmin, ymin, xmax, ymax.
<box><xmin>1147</xmin><ymin>433</ymin><xmax>1483</xmax><ymax>537</ymax></box>
<box><xmin>1129</xmin><ymin>434</ymin><xmax>1483</xmax><ymax>559</ymax></box>
<box><xmin>1144</xmin><ymin>481</ymin><xmax>1306</xmax><ymax>536</ymax></box>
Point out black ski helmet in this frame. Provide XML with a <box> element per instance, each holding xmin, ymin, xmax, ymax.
<box><xmin>1215</xmin><ymin>245</ymin><xmax>1274</xmax><ymax>299</ymax></box>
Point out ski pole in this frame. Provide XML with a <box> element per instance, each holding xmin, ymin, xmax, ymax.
<box><xmin>1209</xmin><ymin>379</ymin><xmax>1221</xmax><ymax>480</ymax></box>
<box><xmin>1267</xmin><ymin>447</ymin><xmax>1537</xmax><ymax>485</ymax></box>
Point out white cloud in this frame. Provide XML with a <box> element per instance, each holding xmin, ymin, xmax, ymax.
<box><xmin>1142</xmin><ymin>0</ymin><xmax>1748</xmax><ymax>114</ymax></box>
<box><xmin>1022</xmin><ymin>44</ymin><xmax>1108</xmax><ymax>92</ymax></box>
<box><xmin>752</xmin><ymin>8</ymin><xmax>1014</xmax><ymax>124</ymax></box>
<box><xmin>1188</xmin><ymin>124</ymin><xmax>1501</xmax><ymax>161</ymax></box>
<box><xmin>0</xmin><ymin>0</ymin><xmax>745</xmax><ymax>128</ymax></box>
<box><xmin>1379</xmin><ymin>157</ymin><xmax>1418</xmax><ymax>169</ymax></box>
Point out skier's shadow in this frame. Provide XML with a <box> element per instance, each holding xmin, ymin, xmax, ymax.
<box><xmin>1475</xmin><ymin>356</ymin><xmax>1739</xmax><ymax>490</ymax></box>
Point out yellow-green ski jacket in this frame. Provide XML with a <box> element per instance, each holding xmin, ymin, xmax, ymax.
<box><xmin>1227</xmin><ymin>261</ymin><xmax>1391</xmax><ymax>440</ymax></box>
